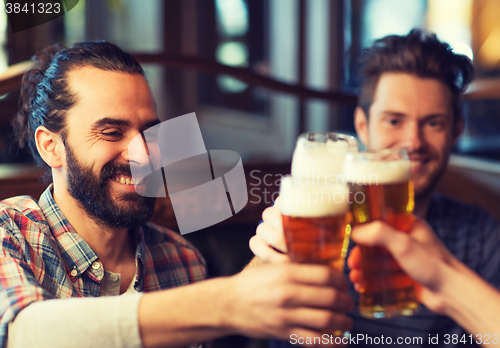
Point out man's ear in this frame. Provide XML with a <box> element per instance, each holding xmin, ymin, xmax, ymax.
<box><xmin>35</xmin><ymin>126</ymin><xmax>64</xmax><ymax>169</ymax></box>
<box><xmin>354</xmin><ymin>106</ymin><xmax>369</xmax><ymax>147</ymax></box>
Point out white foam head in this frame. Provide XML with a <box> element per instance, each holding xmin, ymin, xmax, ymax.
<box><xmin>291</xmin><ymin>138</ymin><xmax>354</xmax><ymax>178</ymax></box>
<box><xmin>343</xmin><ymin>159</ymin><xmax>409</xmax><ymax>185</ymax></box>
<box><xmin>279</xmin><ymin>176</ymin><xmax>349</xmax><ymax>217</ymax></box>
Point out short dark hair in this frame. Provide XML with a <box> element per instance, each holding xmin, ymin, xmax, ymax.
<box><xmin>357</xmin><ymin>29</ymin><xmax>474</xmax><ymax>122</ymax></box>
<box><xmin>13</xmin><ymin>41</ymin><xmax>145</xmax><ymax>166</ymax></box>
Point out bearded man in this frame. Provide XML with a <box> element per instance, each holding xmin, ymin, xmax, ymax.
<box><xmin>0</xmin><ymin>41</ymin><xmax>353</xmax><ymax>348</ymax></box>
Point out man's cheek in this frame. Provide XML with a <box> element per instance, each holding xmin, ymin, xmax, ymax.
<box><xmin>370</xmin><ymin>129</ymin><xmax>394</xmax><ymax>149</ymax></box>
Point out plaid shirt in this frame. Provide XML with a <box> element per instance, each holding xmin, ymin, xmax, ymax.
<box><xmin>0</xmin><ymin>185</ymin><xmax>207</xmax><ymax>347</ymax></box>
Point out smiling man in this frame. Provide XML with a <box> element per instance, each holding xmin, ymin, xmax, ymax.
<box><xmin>0</xmin><ymin>41</ymin><xmax>354</xmax><ymax>348</ymax></box>
<box><xmin>251</xmin><ymin>30</ymin><xmax>500</xmax><ymax>347</ymax></box>
<box><xmin>353</xmin><ymin>30</ymin><xmax>471</xmax><ymax>218</ymax></box>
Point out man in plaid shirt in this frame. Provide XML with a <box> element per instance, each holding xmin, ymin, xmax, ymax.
<box><xmin>0</xmin><ymin>41</ymin><xmax>354</xmax><ymax>347</ymax></box>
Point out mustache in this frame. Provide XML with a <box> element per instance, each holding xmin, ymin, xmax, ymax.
<box><xmin>100</xmin><ymin>163</ymin><xmax>150</xmax><ymax>181</ymax></box>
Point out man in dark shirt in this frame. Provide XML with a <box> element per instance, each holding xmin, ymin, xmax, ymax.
<box><xmin>250</xmin><ymin>29</ymin><xmax>500</xmax><ymax>347</ymax></box>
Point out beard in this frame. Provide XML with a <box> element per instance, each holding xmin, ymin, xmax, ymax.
<box><xmin>65</xmin><ymin>144</ymin><xmax>156</xmax><ymax>229</ymax></box>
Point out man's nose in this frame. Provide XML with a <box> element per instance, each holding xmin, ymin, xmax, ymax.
<box><xmin>125</xmin><ymin>133</ymin><xmax>153</xmax><ymax>168</ymax></box>
<box><xmin>400</xmin><ymin>122</ymin><xmax>425</xmax><ymax>151</ymax></box>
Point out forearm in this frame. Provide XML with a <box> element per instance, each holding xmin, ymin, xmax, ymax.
<box><xmin>441</xmin><ymin>262</ymin><xmax>500</xmax><ymax>345</ymax></box>
<box><xmin>8</xmin><ymin>294</ymin><xmax>142</xmax><ymax>348</ymax></box>
<box><xmin>8</xmin><ymin>279</ymin><xmax>231</xmax><ymax>348</ymax></box>
<box><xmin>139</xmin><ymin>277</ymin><xmax>234</xmax><ymax>348</ymax></box>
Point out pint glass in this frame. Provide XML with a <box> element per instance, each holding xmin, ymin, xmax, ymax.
<box><xmin>291</xmin><ymin>132</ymin><xmax>358</xmax><ymax>179</ymax></box>
<box><xmin>343</xmin><ymin>148</ymin><xmax>418</xmax><ymax>318</ymax></box>
<box><xmin>279</xmin><ymin>176</ymin><xmax>351</xmax><ymax>271</ymax></box>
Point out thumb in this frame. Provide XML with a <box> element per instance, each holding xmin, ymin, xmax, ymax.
<box><xmin>351</xmin><ymin>221</ymin><xmax>409</xmax><ymax>250</ymax></box>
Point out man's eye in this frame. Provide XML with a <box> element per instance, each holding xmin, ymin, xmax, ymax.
<box><xmin>101</xmin><ymin>132</ymin><xmax>123</xmax><ymax>140</ymax></box>
<box><xmin>387</xmin><ymin>119</ymin><xmax>400</xmax><ymax>126</ymax></box>
<box><xmin>427</xmin><ymin>120</ymin><xmax>444</xmax><ymax>130</ymax></box>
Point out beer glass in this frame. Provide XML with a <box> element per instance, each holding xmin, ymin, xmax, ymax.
<box><xmin>291</xmin><ymin>132</ymin><xmax>358</xmax><ymax>180</ymax></box>
<box><xmin>279</xmin><ymin>175</ymin><xmax>352</xmax><ymax>271</ymax></box>
<box><xmin>343</xmin><ymin>148</ymin><xmax>418</xmax><ymax>318</ymax></box>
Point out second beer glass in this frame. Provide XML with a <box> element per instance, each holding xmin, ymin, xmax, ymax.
<box><xmin>343</xmin><ymin>148</ymin><xmax>419</xmax><ymax>318</ymax></box>
<box><xmin>280</xmin><ymin>176</ymin><xmax>351</xmax><ymax>272</ymax></box>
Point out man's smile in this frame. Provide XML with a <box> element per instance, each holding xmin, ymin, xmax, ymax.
<box><xmin>409</xmin><ymin>158</ymin><xmax>431</xmax><ymax>173</ymax></box>
<box><xmin>110</xmin><ymin>174</ymin><xmax>135</xmax><ymax>185</ymax></box>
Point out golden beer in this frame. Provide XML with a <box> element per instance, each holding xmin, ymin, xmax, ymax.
<box><xmin>280</xmin><ymin>176</ymin><xmax>351</xmax><ymax>272</ymax></box>
<box><xmin>344</xmin><ymin>150</ymin><xmax>419</xmax><ymax>318</ymax></box>
<box><xmin>283</xmin><ymin>213</ymin><xmax>351</xmax><ymax>271</ymax></box>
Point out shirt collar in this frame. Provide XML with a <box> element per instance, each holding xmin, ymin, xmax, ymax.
<box><xmin>39</xmin><ymin>184</ymin><xmax>99</xmax><ymax>279</ymax></box>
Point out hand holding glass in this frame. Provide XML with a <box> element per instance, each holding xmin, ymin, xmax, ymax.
<box><xmin>343</xmin><ymin>148</ymin><xmax>419</xmax><ymax>318</ymax></box>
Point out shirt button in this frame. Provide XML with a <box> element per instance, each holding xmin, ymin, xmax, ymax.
<box><xmin>110</xmin><ymin>274</ymin><xmax>118</xmax><ymax>281</ymax></box>
<box><xmin>92</xmin><ymin>261</ymin><xmax>101</xmax><ymax>270</ymax></box>
<box><xmin>70</xmin><ymin>269</ymin><xmax>78</xmax><ymax>277</ymax></box>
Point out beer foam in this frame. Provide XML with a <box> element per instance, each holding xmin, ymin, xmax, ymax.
<box><xmin>292</xmin><ymin>139</ymin><xmax>352</xmax><ymax>177</ymax></box>
<box><xmin>291</xmin><ymin>153</ymin><xmax>345</xmax><ymax>178</ymax></box>
<box><xmin>343</xmin><ymin>159</ymin><xmax>409</xmax><ymax>185</ymax></box>
<box><xmin>280</xmin><ymin>178</ymin><xmax>349</xmax><ymax>217</ymax></box>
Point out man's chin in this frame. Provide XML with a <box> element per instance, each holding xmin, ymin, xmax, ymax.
<box><xmin>113</xmin><ymin>193</ymin><xmax>156</xmax><ymax>212</ymax></box>
<box><xmin>413</xmin><ymin>175</ymin><xmax>441</xmax><ymax>202</ymax></box>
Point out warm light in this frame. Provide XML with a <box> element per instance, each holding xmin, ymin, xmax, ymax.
<box><xmin>216</xmin><ymin>42</ymin><xmax>249</xmax><ymax>93</ymax></box>
<box><xmin>216</xmin><ymin>0</ymin><xmax>249</xmax><ymax>37</ymax></box>
<box><xmin>0</xmin><ymin>1</ymin><xmax>8</xmax><ymax>74</ymax></box>
<box><xmin>362</xmin><ymin>0</ymin><xmax>426</xmax><ymax>47</ymax></box>
<box><xmin>427</xmin><ymin>0</ymin><xmax>473</xmax><ymax>61</ymax></box>
<box><xmin>64</xmin><ymin>0</ymin><xmax>86</xmax><ymax>45</ymax></box>
<box><xmin>216</xmin><ymin>42</ymin><xmax>248</xmax><ymax>67</ymax></box>
<box><xmin>452</xmin><ymin>42</ymin><xmax>474</xmax><ymax>61</ymax></box>
<box><xmin>217</xmin><ymin>75</ymin><xmax>248</xmax><ymax>93</ymax></box>
<box><xmin>475</xmin><ymin>0</ymin><xmax>500</xmax><ymax>67</ymax></box>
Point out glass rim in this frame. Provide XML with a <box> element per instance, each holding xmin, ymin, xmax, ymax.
<box><xmin>344</xmin><ymin>147</ymin><xmax>409</xmax><ymax>160</ymax></box>
<box><xmin>280</xmin><ymin>174</ymin><xmax>348</xmax><ymax>188</ymax></box>
<box><xmin>296</xmin><ymin>132</ymin><xmax>359</xmax><ymax>146</ymax></box>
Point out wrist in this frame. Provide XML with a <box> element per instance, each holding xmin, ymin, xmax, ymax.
<box><xmin>203</xmin><ymin>277</ymin><xmax>238</xmax><ymax>335</ymax></box>
<box><xmin>216</xmin><ymin>274</ymin><xmax>246</xmax><ymax>336</ymax></box>
<box><xmin>439</xmin><ymin>261</ymin><xmax>485</xmax><ymax>319</ymax></box>
<box><xmin>139</xmin><ymin>278</ymin><xmax>236</xmax><ymax>347</ymax></box>
<box><xmin>438</xmin><ymin>263</ymin><xmax>468</xmax><ymax>317</ymax></box>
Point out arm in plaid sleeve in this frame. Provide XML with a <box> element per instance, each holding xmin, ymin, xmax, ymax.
<box><xmin>0</xmin><ymin>208</ymin><xmax>57</xmax><ymax>346</ymax></box>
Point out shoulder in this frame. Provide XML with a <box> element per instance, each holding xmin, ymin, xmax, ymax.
<box><xmin>428</xmin><ymin>194</ymin><xmax>500</xmax><ymax>272</ymax></box>
<box><xmin>142</xmin><ymin>222</ymin><xmax>207</xmax><ymax>267</ymax></box>
<box><xmin>0</xmin><ymin>195</ymin><xmax>47</xmax><ymax>229</ymax></box>
<box><xmin>142</xmin><ymin>222</ymin><xmax>201</xmax><ymax>251</ymax></box>
<box><xmin>428</xmin><ymin>193</ymin><xmax>499</xmax><ymax>229</ymax></box>
<box><xmin>0</xmin><ymin>195</ymin><xmax>54</xmax><ymax>269</ymax></box>
<box><xmin>140</xmin><ymin>222</ymin><xmax>208</xmax><ymax>286</ymax></box>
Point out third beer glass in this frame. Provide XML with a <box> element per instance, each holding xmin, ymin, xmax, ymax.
<box><xmin>343</xmin><ymin>148</ymin><xmax>419</xmax><ymax>318</ymax></box>
<box><xmin>291</xmin><ymin>132</ymin><xmax>358</xmax><ymax>180</ymax></box>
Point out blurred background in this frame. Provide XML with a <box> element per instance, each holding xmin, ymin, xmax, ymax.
<box><xmin>1</xmin><ymin>1</ymin><xmax>500</xmax><ymax>346</ymax></box>
<box><xmin>2</xmin><ymin>0</ymin><xmax>500</xmax><ymax>164</ymax></box>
